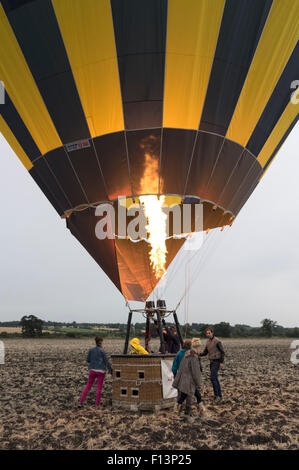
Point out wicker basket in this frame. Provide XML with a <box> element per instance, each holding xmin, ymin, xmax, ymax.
<box><xmin>111</xmin><ymin>354</ymin><xmax>177</xmax><ymax>411</ymax></box>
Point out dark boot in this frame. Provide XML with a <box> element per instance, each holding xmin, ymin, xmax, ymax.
<box><xmin>174</xmin><ymin>403</ymin><xmax>184</xmax><ymax>414</ymax></box>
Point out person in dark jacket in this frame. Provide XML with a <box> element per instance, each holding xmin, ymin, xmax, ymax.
<box><xmin>78</xmin><ymin>336</ymin><xmax>112</xmax><ymax>407</ymax></box>
<box><xmin>155</xmin><ymin>320</ymin><xmax>180</xmax><ymax>354</ymax></box>
<box><xmin>154</xmin><ymin>320</ymin><xmax>180</xmax><ymax>354</ymax></box>
<box><xmin>200</xmin><ymin>327</ymin><xmax>225</xmax><ymax>402</ymax></box>
<box><xmin>154</xmin><ymin>320</ymin><xmax>169</xmax><ymax>353</ymax></box>
<box><xmin>165</xmin><ymin>325</ymin><xmax>180</xmax><ymax>354</ymax></box>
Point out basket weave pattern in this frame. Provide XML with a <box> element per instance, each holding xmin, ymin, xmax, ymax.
<box><xmin>111</xmin><ymin>354</ymin><xmax>176</xmax><ymax>408</ymax></box>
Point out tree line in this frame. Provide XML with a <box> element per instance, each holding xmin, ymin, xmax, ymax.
<box><xmin>0</xmin><ymin>316</ymin><xmax>298</xmax><ymax>339</ymax></box>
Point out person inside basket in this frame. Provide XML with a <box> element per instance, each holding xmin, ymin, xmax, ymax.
<box><xmin>78</xmin><ymin>336</ymin><xmax>112</xmax><ymax>408</ymax></box>
<box><xmin>154</xmin><ymin>320</ymin><xmax>180</xmax><ymax>353</ymax></box>
<box><xmin>164</xmin><ymin>324</ymin><xmax>180</xmax><ymax>354</ymax></box>
<box><xmin>129</xmin><ymin>337</ymin><xmax>149</xmax><ymax>355</ymax></box>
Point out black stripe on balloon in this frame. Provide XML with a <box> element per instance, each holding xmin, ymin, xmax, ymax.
<box><xmin>1</xmin><ymin>1</ymin><xmax>35</xmax><ymax>12</ymax></box>
<box><xmin>0</xmin><ymin>91</ymin><xmax>40</xmax><ymax>161</ymax></box>
<box><xmin>111</xmin><ymin>0</ymin><xmax>167</xmax><ymax>130</ymax></box>
<box><xmin>184</xmin><ymin>132</ymin><xmax>225</xmax><ymax>199</ymax></box>
<box><xmin>67</xmin><ymin>210</ymin><xmax>122</xmax><ymax>292</ymax></box>
<box><xmin>30</xmin><ymin>159</ymin><xmax>70</xmax><ymax>215</ymax></box>
<box><xmin>263</xmin><ymin>115</ymin><xmax>299</xmax><ymax>174</ymax></box>
<box><xmin>93</xmin><ymin>132</ymin><xmax>132</xmax><ymax>200</ymax></box>
<box><xmin>205</xmin><ymin>139</ymin><xmax>245</xmax><ymax>204</ymax></box>
<box><xmin>247</xmin><ymin>42</ymin><xmax>299</xmax><ymax>155</ymax></box>
<box><xmin>67</xmin><ymin>145</ymin><xmax>108</xmax><ymax>204</ymax></box>
<box><xmin>3</xmin><ymin>0</ymin><xmax>90</xmax><ymax>143</ymax></box>
<box><xmin>160</xmin><ymin>128</ymin><xmax>197</xmax><ymax>195</ymax></box>
<box><xmin>229</xmin><ymin>160</ymin><xmax>263</xmax><ymax>215</ymax></box>
<box><xmin>44</xmin><ymin>147</ymin><xmax>88</xmax><ymax>208</ymax></box>
<box><xmin>218</xmin><ymin>149</ymin><xmax>257</xmax><ymax>209</ymax></box>
<box><xmin>199</xmin><ymin>0</ymin><xmax>273</xmax><ymax>135</ymax></box>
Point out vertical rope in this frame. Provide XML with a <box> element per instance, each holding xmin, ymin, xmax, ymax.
<box><xmin>184</xmin><ymin>248</ymin><xmax>190</xmax><ymax>338</ymax></box>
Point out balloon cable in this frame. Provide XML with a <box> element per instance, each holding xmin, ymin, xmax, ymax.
<box><xmin>176</xmin><ymin>231</ymin><xmax>219</xmax><ymax>310</ymax></box>
<box><xmin>161</xmin><ymin>229</ymin><xmax>214</xmax><ymax>299</ymax></box>
<box><xmin>175</xmin><ymin>227</ymin><xmax>228</xmax><ymax>311</ymax></box>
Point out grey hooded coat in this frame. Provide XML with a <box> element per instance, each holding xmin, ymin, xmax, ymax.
<box><xmin>172</xmin><ymin>349</ymin><xmax>201</xmax><ymax>396</ymax></box>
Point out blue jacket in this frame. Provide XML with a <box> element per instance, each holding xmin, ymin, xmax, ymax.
<box><xmin>172</xmin><ymin>348</ymin><xmax>203</xmax><ymax>376</ymax></box>
<box><xmin>86</xmin><ymin>346</ymin><xmax>112</xmax><ymax>373</ymax></box>
<box><xmin>172</xmin><ymin>348</ymin><xmax>189</xmax><ymax>376</ymax></box>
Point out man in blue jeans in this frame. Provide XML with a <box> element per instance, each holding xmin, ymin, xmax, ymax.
<box><xmin>200</xmin><ymin>327</ymin><xmax>225</xmax><ymax>402</ymax></box>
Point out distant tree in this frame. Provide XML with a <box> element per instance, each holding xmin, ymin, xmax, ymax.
<box><xmin>285</xmin><ymin>327</ymin><xmax>299</xmax><ymax>338</ymax></box>
<box><xmin>191</xmin><ymin>323</ymin><xmax>201</xmax><ymax>332</ymax></box>
<box><xmin>183</xmin><ymin>323</ymin><xmax>189</xmax><ymax>337</ymax></box>
<box><xmin>232</xmin><ymin>326</ymin><xmax>248</xmax><ymax>337</ymax></box>
<box><xmin>213</xmin><ymin>322</ymin><xmax>232</xmax><ymax>337</ymax></box>
<box><xmin>260</xmin><ymin>318</ymin><xmax>277</xmax><ymax>337</ymax></box>
<box><xmin>272</xmin><ymin>323</ymin><xmax>285</xmax><ymax>336</ymax></box>
<box><xmin>20</xmin><ymin>315</ymin><xmax>43</xmax><ymax>337</ymax></box>
<box><xmin>0</xmin><ymin>321</ymin><xmax>19</xmax><ymax>327</ymax></box>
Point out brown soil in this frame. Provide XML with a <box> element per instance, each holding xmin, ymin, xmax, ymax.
<box><xmin>0</xmin><ymin>338</ymin><xmax>298</xmax><ymax>450</ymax></box>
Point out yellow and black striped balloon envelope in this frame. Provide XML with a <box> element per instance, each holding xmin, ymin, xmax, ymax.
<box><xmin>0</xmin><ymin>0</ymin><xmax>298</xmax><ymax>301</ymax></box>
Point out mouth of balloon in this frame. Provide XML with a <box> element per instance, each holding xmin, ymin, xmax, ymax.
<box><xmin>115</xmin><ymin>194</ymin><xmax>233</xmax><ymax>280</ymax></box>
<box><xmin>64</xmin><ymin>194</ymin><xmax>234</xmax><ymax>298</ymax></box>
<box><xmin>62</xmin><ymin>194</ymin><xmax>234</xmax><ymax>236</ymax></box>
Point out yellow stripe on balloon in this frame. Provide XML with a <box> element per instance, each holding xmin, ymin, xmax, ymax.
<box><xmin>226</xmin><ymin>0</ymin><xmax>299</xmax><ymax>147</ymax></box>
<box><xmin>0</xmin><ymin>5</ymin><xmax>61</xmax><ymax>155</ymax></box>
<box><xmin>257</xmin><ymin>101</ymin><xmax>298</xmax><ymax>169</ymax></box>
<box><xmin>53</xmin><ymin>0</ymin><xmax>124</xmax><ymax>138</ymax></box>
<box><xmin>163</xmin><ymin>0</ymin><xmax>225</xmax><ymax>130</ymax></box>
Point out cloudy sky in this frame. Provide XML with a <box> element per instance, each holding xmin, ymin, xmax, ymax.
<box><xmin>0</xmin><ymin>124</ymin><xmax>298</xmax><ymax>327</ymax></box>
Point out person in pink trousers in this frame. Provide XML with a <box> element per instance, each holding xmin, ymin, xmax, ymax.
<box><xmin>78</xmin><ymin>336</ymin><xmax>112</xmax><ymax>407</ymax></box>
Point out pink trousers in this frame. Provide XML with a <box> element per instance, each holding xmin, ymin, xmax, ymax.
<box><xmin>79</xmin><ymin>370</ymin><xmax>106</xmax><ymax>406</ymax></box>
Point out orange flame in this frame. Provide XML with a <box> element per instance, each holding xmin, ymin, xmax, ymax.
<box><xmin>139</xmin><ymin>153</ymin><xmax>159</xmax><ymax>194</ymax></box>
<box><xmin>140</xmin><ymin>195</ymin><xmax>167</xmax><ymax>279</ymax></box>
<box><xmin>138</xmin><ymin>136</ymin><xmax>167</xmax><ymax>279</ymax></box>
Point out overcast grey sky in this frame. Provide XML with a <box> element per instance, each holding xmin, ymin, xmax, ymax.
<box><xmin>0</xmin><ymin>124</ymin><xmax>298</xmax><ymax>327</ymax></box>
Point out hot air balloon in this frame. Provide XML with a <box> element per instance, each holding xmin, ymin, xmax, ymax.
<box><xmin>1</xmin><ymin>0</ymin><xmax>298</xmax><ymax>412</ymax></box>
<box><xmin>0</xmin><ymin>0</ymin><xmax>298</xmax><ymax>318</ymax></box>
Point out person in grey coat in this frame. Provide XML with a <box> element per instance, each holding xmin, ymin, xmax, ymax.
<box><xmin>172</xmin><ymin>338</ymin><xmax>206</xmax><ymax>417</ymax></box>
